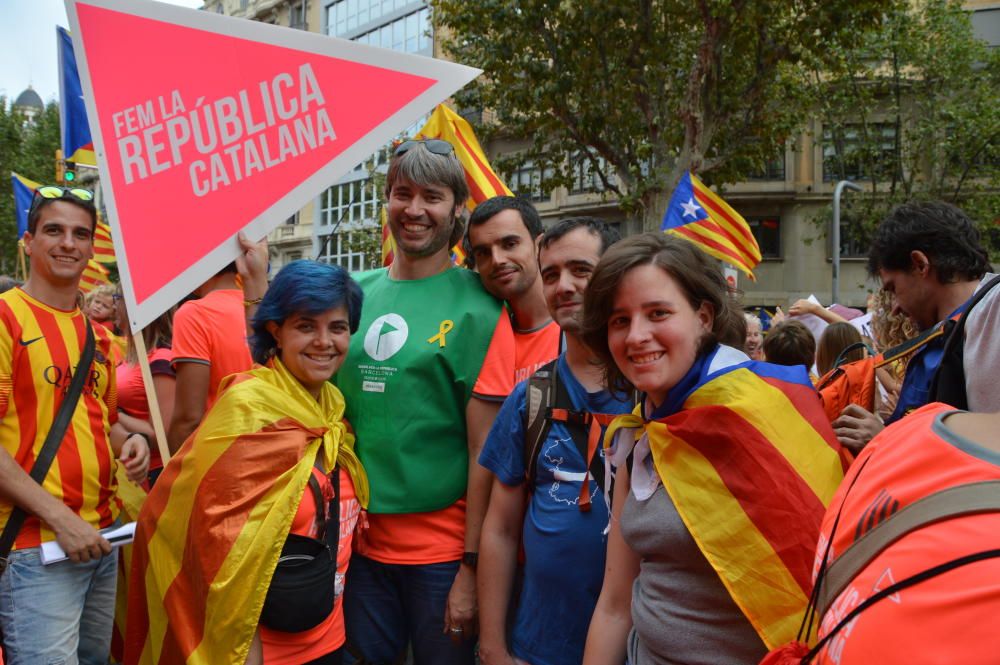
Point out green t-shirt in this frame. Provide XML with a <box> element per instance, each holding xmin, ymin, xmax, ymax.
<box><xmin>336</xmin><ymin>267</ymin><xmax>506</xmax><ymax>513</ymax></box>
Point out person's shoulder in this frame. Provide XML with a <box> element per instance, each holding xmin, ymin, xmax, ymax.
<box><xmin>354</xmin><ymin>268</ymin><xmax>388</xmax><ymax>287</ymax></box>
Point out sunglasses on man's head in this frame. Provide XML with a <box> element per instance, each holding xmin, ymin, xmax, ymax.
<box><xmin>393</xmin><ymin>138</ymin><xmax>454</xmax><ymax>157</ymax></box>
<box><xmin>29</xmin><ymin>186</ymin><xmax>95</xmax><ymax>217</ymax></box>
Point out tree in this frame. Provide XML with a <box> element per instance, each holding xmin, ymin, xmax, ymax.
<box><xmin>434</xmin><ymin>0</ymin><xmax>892</xmax><ymax>230</ymax></box>
<box><xmin>0</xmin><ymin>99</ymin><xmax>62</xmax><ymax>273</ymax></box>
<box><xmin>815</xmin><ymin>0</ymin><xmax>1000</xmax><ymax>257</ymax></box>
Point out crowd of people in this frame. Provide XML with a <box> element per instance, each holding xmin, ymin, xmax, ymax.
<box><xmin>0</xmin><ymin>139</ymin><xmax>997</xmax><ymax>665</ymax></box>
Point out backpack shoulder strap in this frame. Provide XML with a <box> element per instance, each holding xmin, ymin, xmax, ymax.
<box><xmin>816</xmin><ymin>479</ymin><xmax>1000</xmax><ymax>617</ymax></box>
<box><xmin>524</xmin><ymin>359</ymin><xmax>558</xmax><ymax>487</ymax></box>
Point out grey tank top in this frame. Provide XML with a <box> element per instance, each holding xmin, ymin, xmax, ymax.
<box><xmin>620</xmin><ymin>483</ymin><xmax>767</xmax><ymax>665</ymax></box>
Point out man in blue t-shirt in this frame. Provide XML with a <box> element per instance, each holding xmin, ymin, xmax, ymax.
<box><xmin>477</xmin><ymin>218</ymin><xmax>628</xmax><ymax>665</ymax></box>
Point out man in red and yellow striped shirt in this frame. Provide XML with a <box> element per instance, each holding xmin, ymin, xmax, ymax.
<box><xmin>0</xmin><ymin>187</ymin><xmax>149</xmax><ymax>664</ymax></box>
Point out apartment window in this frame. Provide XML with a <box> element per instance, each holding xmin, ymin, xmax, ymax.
<box><xmin>321</xmin><ymin>179</ymin><xmax>380</xmax><ymax>227</ymax></box>
<box><xmin>746</xmin><ymin>216</ymin><xmax>781</xmax><ymax>259</ymax></box>
<box><xmin>570</xmin><ymin>152</ymin><xmax>613</xmax><ymax>194</ymax></box>
<box><xmin>284</xmin><ymin>211</ymin><xmax>299</xmax><ymax>225</ymax></box>
<box><xmin>287</xmin><ymin>251</ymin><xmax>303</xmax><ymax>262</ymax></box>
<box><xmin>822</xmin><ymin>123</ymin><xmax>899</xmax><ymax>182</ymax></box>
<box><xmin>509</xmin><ymin>160</ymin><xmax>553</xmax><ymax>203</ymax></box>
<box><xmin>290</xmin><ymin>2</ymin><xmax>307</xmax><ymax>30</ymax></box>
<box><xmin>745</xmin><ymin>154</ymin><xmax>786</xmax><ymax>181</ymax></box>
<box><xmin>327</xmin><ymin>0</ymin><xmax>428</xmax><ymax>48</ymax></box>
<box><xmin>317</xmin><ymin>228</ymin><xmax>374</xmax><ymax>272</ymax></box>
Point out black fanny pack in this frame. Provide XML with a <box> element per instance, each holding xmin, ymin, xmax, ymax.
<box><xmin>260</xmin><ymin>468</ymin><xmax>341</xmax><ymax>633</ymax></box>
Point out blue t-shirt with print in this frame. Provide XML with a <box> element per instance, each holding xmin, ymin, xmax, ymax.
<box><xmin>479</xmin><ymin>354</ymin><xmax>632</xmax><ymax>665</ymax></box>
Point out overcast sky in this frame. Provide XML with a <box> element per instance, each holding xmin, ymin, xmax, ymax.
<box><xmin>1</xmin><ymin>0</ymin><xmax>204</xmax><ymax>105</ymax></box>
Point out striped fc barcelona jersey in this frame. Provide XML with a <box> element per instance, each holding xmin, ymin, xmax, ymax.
<box><xmin>0</xmin><ymin>288</ymin><xmax>120</xmax><ymax>549</ymax></box>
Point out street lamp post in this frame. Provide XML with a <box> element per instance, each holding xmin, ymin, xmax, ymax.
<box><xmin>832</xmin><ymin>180</ymin><xmax>862</xmax><ymax>304</ymax></box>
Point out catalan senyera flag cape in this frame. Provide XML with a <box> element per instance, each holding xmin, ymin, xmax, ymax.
<box><xmin>57</xmin><ymin>27</ymin><xmax>96</xmax><ymax>166</ymax></box>
<box><xmin>661</xmin><ymin>172</ymin><xmax>762</xmax><ymax>280</ymax></box>
<box><xmin>11</xmin><ymin>172</ymin><xmax>40</xmax><ymax>238</ymax></box>
<box><xmin>125</xmin><ymin>359</ymin><xmax>368</xmax><ymax>665</ymax></box>
<box><xmin>604</xmin><ymin>346</ymin><xmax>844</xmax><ymax>649</ymax></box>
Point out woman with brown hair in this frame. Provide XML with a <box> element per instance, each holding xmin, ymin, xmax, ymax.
<box><xmin>579</xmin><ymin>234</ymin><xmax>843</xmax><ymax>665</ymax></box>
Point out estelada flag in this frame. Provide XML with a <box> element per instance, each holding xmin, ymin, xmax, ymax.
<box><xmin>10</xmin><ymin>172</ymin><xmax>40</xmax><ymax>238</ymax></box>
<box><xmin>125</xmin><ymin>361</ymin><xmax>368</xmax><ymax>665</ymax></box>
<box><xmin>661</xmin><ymin>171</ymin><xmax>762</xmax><ymax>280</ymax></box>
<box><xmin>79</xmin><ymin>259</ymin><xmax>111</xmax><ymax>293</ymax></box>
<box><xmin>58</xmin><ymin>27</ymin><xmax>97</xmax><ymax>166</ymax></box>
<box><xmin>603</xmin><ymin>346</ymin><xmax>844</xmax><ymax>649</ymax></box>
<box><xmin>380</xmin><ymin>207</ymin><xmax>394</xmax><ymax>267</ymax></box>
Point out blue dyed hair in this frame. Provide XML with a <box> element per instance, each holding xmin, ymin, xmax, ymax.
<box><xmin>249</xmin><ymin>260</ymin><xmax>363</xmax><ymax>364</ymax></box>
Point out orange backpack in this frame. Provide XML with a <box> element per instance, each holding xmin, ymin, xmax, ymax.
<box><xmin>815</xmin><ymin>342</ymin><xmax>880</xmax><ymax>422</ymax></box>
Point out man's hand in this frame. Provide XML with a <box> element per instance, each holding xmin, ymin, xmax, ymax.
<box><xmin>49</xmin><ymin>507</ymin><xmax>111</xmax><ymax>563</ymax></box>
<box><xmin>833</xmin><ymin>404</ymin><xmax>884</xmax><ymax>454</ymax></box>
<box><xmin>788</xmin><ymin>299</ymin><xmax>821</xmax><ymax>317</ymax></box>
<box><xmin>477</xmin><ymin>644</ymin><xmax>522</xmax><ymax>665</ymax></box>
<box><xmin>443</xmin><ymin>563</ymin><xmax>477</xmax><ymax>643</ymax></box>
<box><xmin>235</xmin><ymin>232</ymin><xmax>269</xmax><ymax>297</ymax></box>
<box><xmin>120</xmin><ymin>433</ymin><xmax>150</xmax><ymax>483</ymax></box>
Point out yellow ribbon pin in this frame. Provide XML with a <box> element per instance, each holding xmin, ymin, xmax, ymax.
<box><xmin>427</xmin><ymin>319</ymin><xmax>454</xmax><ymax>348</ymax></box>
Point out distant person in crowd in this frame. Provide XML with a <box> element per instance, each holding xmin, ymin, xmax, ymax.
<box><xmin>126</xmin><ymin>261</ymin><xmax>368</xmax><ymax>665</ymax></box>
<box><xmin>113</xmin><ymin>286</ymin><xmax>176</xmax><ymax>486</ymax></box>
<box><xmin>815</xmin><ymin>322</ymin><xmax>866</xmax><ymax>377</ymax></box>
<box><xmin>580</xmin><ymin>234</ymin><xmax>843</xmax><ymax>665</ymax></box>
<box><xmin>83</xmin><ymin>284</ymin><xmax>116</xmax><ymax>332</ymax></box>
<box><xmin>801</xmin><ymin>403</ymin><xmax>1000</xmax><ymax>664</ymax></box>
<box><xmin>0</xmin><ymin>185</ymin><xmax>148</xmax><ymax>664</ymax></box>
<box><xmin>833</xmin><ymin>201</ymin><xmax>999</xmax><ymax>450</ymax></box>
<box><xmin>763</xmin><ymin>319</ymin><xmax>817</xmax><ymax>379</ymax></box>
<box><xmin>166</xmin><ymin>262</ymin><xmax>253</xmax><ymax>454</ymax></box>
<box><xmin>743</xmin><ymin>312</ymin><xmax>764</xmax><ymax>360</ymax></box>
<box><xmin>329</xmin><ymin>139</ymin><xmax>516</xmax><ymax>665</ymax></box>
<box><xmin>477</xmin><ymin>218</ymin><xmax>627</xmax><ymax>665</ymax></box>
<box><xmin>0</xmin><ymin>276</ymin><xmax>21</xmax><ymax>294</ymax></box>
<box><xmin>467</xmin><ymin>196</ymin><xmax>561</xmax><ymax>382</ymax></box>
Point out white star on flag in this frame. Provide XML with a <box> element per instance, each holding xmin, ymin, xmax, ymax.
<box><xmin>681</xmin><ymin>198</ymin><xmax>702</xmax><ymax>218</ymax></box>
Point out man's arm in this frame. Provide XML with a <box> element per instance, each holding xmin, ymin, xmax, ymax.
<box><xmin>0</xmin><ymin>446</ymin><xmax>110</xmax><ymax>562</ymax></box>
<box><xmin>444</xmin><ymin>396</ymin><xmax>501</xmax><ymax>638</ymax></box>
<box><xmin>166</xmin><ymin>362</ymin><xmax>210</xmax><ymax>454</ymax></box>
<box><xmin>477</xmin><ymin>475</ymin><xmax>526</xmax><ymax>665</ymax></box>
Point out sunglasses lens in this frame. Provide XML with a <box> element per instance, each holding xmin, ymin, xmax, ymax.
<box><xmin>425</xmin><ymin>139</ymin><xmax>454</xmax><ymax>155</ymax></box>
<box><xmin>36</xmin><ymin>186</ymin><xmax>66</xmax><ymax>200</ymax></box>
<box><xmin>394</xmin><ymin>140</ymin><xmax>418</xmax><ymax>156</ymax></box>
<box><xmin>69</xmin><ymin>188</ymin><xmax>94</xmax><ymax>202</ymax></box>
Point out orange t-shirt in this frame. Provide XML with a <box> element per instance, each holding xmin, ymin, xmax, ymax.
<box><xmin>812</xmin><ymin>403</ymin><xmax>1000</xmax><ymax>664</ymax></box>
<box><xmin>171</xmin><ymin>289</ymin><xmax>252</xmax><ymax>409</ymax></box>
<box><xmin>0</xmin><ymin>289</ymin><xmax>120</xmax><ymax>549</ymax></box>
<box><xmin>261</xmin><ymin>468</ymin><xmax>361</xmax><ymax>664</ymax></box>
<box><xmin>512</xmin><ymin>319</ymin><xmax>561</xmax><ymax>385</ymax></box>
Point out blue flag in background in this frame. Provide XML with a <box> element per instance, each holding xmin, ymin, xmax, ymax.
<box><xmin>11</xmin><ymin>173</ymin><xmax>40</xmax><ymax>238</ymax></box>
<box><xmin>58</xmin><ymin>27</ymin><xmax>95</xmax><ymax>165</ymax></box>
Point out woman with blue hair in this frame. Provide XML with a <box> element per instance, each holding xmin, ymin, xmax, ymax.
<box><xmin>126</xmin><ymin>261</ymin><xmax>368</xmax><ymax>665</ymax></box>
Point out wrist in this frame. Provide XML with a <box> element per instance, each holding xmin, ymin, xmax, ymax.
<box><xmin>127</xmin><ymin>431</ymin><xmax>151</xmax><ymax>448</ymax></box>
<box><xmin>461</xmin><ymin>550</ymin><xmax>478</xmax><ymax>570</ymax></box>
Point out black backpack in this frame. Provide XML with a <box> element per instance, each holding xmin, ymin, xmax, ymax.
<box><xmin>929</xmin><ymin>274</ymin><xmax>1000</xmax><ymax>410</ymax></box>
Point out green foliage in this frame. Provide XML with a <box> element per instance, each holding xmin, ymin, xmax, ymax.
<box><xmin>0</xmin><ymin>99</ymin><xmax>62</xmax><ymax>273</ymax></box>
<box><xmin>811</xmin><ymin>0</ymin><xmax>1000</xmax><ymax>257</ymax></box>
<box><xmin>434</xmin><ymin>0</ymin><xmax>892</xmax><ymax>229</ymax></box>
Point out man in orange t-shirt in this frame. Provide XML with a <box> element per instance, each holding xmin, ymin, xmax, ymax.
<box><xmin>166</xmin><ymin>262</ymin><xmax>252</xmax><ymax>454</ymax></box>
<box><xmin>0</xmin><ymin>187</ymin><xmax>148</xmax><ymax>663</ymax></box>
<box><xmin>467</xmin><ymin>196</ymin><xmax>561</xmax><ymax>383</ymax></box>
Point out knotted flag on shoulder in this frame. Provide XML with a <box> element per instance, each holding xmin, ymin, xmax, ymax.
<box><xmin>125</xmin><ymin>359</ymin><xmax>368</xmax><ymax>665</ymax></box>
<box><xmin>661</xmin><ymin>172</ymin><xmax>761</xmax><ymax>280</ymax></box>
<box><xmin>604</xmin><ymin>346</ymin><xmax>843</xmax><ymax>649</ymax></box>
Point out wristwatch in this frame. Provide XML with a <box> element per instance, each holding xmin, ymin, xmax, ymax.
<box><xmin>461</xmin><ymin>551</ymin><xmax>478</xmax><ymax>569</ymax></box>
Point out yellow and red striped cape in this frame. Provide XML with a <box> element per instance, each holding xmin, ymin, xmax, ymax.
<box><xmin>604</xmin><ymin>348</ymin><xmax>844</xmax><ymax>649</ymax></box>
<box><xmin>382</xmin><ymin>104</ymin><xmax>512</xmax><ymax>267</ymax></box>
<box><xmin>125</xmin><ymin>359</ymin><xmax>368</xmax><ymax>665</ymax></box>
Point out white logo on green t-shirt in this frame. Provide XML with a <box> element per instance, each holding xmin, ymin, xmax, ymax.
<box><xmin>363</xmin><ymin>313</ymin><xmax>408</xmax><ymax>361</ymax></box>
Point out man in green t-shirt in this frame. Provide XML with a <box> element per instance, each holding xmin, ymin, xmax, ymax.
<box><xmin>338</xmin><ymin>140</ymin><xmax>514</xmax><ymax>665</ymax></box>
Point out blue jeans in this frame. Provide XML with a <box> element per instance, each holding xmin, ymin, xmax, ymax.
<box><xmin>0</xmin><ymin>546</ymin><xmax>118</xmax><ymax>665</ymax></box>
<box><xmin>344</xmin><ymin>555</ymin><xmax>475</xmax><ymax>665</ymax></box>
